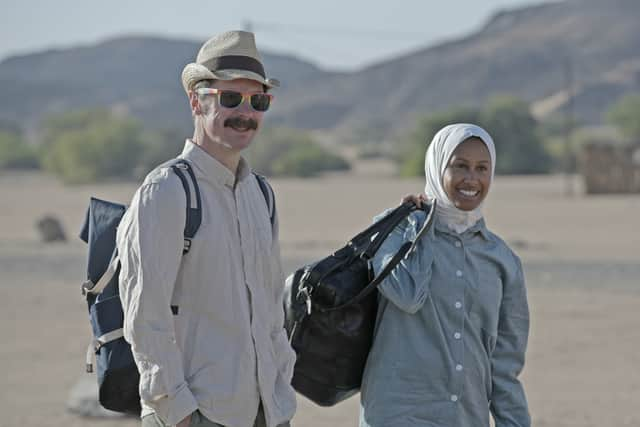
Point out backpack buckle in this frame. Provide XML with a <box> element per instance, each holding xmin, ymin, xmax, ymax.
<box><xmin>81</xmin><ymin>279</ymin><xmax>95</xmax><ymax>295</ymax></box>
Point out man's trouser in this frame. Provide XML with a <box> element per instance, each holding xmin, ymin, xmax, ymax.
<box><xmin>141</xmin><ymin>404</ymin><xmax>291</xmax><ymax>427</ymax></box>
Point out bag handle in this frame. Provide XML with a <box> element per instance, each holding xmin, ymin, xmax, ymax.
<box><xmin>348</xmin><ymin>202</ymin><xmax>415</xmax><ymax>254</ymax></box>
<box><xmin>300</xmin><ymin>201</ymin><xmax>422</xmax><ymax>296</ymax></box>
<box><xmin>320</xmin><ymin>199</ymin><xmax>436</xmax><ymax>312</ymax></box>
<box><xmin>360</xmin><ymin>202</ymin><xmax>419</xmax><ymax>260</ymax></box>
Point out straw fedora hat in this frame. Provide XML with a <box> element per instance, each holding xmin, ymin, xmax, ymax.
<box><xmin>181</xmin><ymin>30</ymin><xmax>279</xmax><ymax>93</ymax></box>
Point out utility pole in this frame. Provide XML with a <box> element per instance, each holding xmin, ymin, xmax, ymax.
<box><xmin>563</xmin><ymin>53</ymin><xmax>575</xmax><ymax>197</ymax></box>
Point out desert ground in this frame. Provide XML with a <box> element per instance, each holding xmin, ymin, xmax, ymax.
<box><xmin>1</xmin><ymin>162</ymin><xmax>639</xmax><ymax>427</ymax></box>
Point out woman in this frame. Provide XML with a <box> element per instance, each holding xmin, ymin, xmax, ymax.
<box><xmin>360</xmin><ymin>123</ymin><xmax>530</xmax><ymax>427</ymax></box>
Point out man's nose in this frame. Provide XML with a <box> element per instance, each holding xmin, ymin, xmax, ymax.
<box><xmin>236</xmin><ymin>97</ymin><xmax>254</xmax><ymax>114</ymax></box>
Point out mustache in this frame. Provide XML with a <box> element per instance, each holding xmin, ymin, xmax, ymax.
<box><xmin>224</xmin><ymin>116</ymin><xmax>258</xmax><ymax>130</ymax></box>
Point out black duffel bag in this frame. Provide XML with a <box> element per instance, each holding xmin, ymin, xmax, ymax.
<box><xmin>284</xmin><ymin>200</ymin><xmax>435</xmax><ymax>406</ymax></box>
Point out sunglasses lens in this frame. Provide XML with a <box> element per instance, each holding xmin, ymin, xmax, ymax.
<box><xmin>250</xmin><ymin>94</ymin><xmax>271</xmax><ymax>112</ymax></box>
<box><xmin>218</xmin><ymin>91</ymin><xmax>243</xmax><ymax>108</ymax></box>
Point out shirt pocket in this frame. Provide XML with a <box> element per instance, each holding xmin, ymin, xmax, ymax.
<box><xmin>251</xmin><ymin>218</ymin><xmax>275</xmax><ymax>289</ymax></box>
<box><xmin>253</xmin><ymin>213</ymin><xmax>273</xmax><ymax>251</ymax></box>
<box><xmin>467</xmin><ymin>263</ymin><xmax>503</xmax><ymax>334</ymax></box>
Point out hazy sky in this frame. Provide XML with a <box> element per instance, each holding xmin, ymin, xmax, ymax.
<box><xmin>2</xmin><ymin>0</ymin><xmax>540</xmax><ymax>71</ymax></box>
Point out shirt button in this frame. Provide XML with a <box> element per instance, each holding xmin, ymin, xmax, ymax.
<box><xmin>456</xmin><ymin>270</ymin><xmax>463</xmax><ymax>277</ymax></box>
<box><xmin>451</xmin><ymin>394</ymin><xmax>458</xmax><ymax>402</ymax></box>
<box><xmin>454</xmin><ymin>241</ymin><xmax>462</xmax><ymax>248</ymax></box>
<box><xmin>456</xmin><ymin>364</ymin><xmax>463</xmax><ymax>371</ymax></box>
<box><xmin>454</xmin><ymin>332</ymin><xmax>461</xmax><ymax>339</ymax></box>
<box><xmin>455</xmin><ymin>301</ymin><xmax>462</xmax><ymax>309</ymax></box>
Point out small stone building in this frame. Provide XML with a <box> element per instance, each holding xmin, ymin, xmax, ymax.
<box><xmin>580</xmin><ymin>143</ymin><xmax>640</xmax><ymax>194</ymax></box>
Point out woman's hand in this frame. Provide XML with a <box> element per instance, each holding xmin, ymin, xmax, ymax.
<box><xmin>401</xmin><ymin>193</ymin><xmax>428</xmax><ymax>208</ymax></box>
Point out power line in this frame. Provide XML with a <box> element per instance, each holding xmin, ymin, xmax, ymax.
<box><xmin>243</xmin><ymin>20</ymin><xmax>428</xmax><ymax>41</ymax></box>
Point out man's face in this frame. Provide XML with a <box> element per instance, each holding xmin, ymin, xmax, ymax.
<box><xmin>192</xmin><ymin>78</ymin><xmax>266</xmax><ymax>153</ymax></box>
<box><xmin>442</xmin><ymin>137</ymin><xmax>492</xmax><ymax>211</ymax></box>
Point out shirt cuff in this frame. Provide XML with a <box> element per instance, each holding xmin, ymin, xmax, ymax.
<box><xmin>150</xmin><ymin>383</ymin><xmax>198</xmax><ymax>426</ymax></box>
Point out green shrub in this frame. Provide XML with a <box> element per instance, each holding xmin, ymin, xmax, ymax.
<box><xmin>0</xmin><ymin>131</ymin><xmax>40</xmax><ymax>170</ymax></box>
<box><xmin>136</xmin><ymin>128</ymin><xmax>185</xmax><ymax>179</ymax></box>
<box><xmin>41</xmin><ymin>110</ymin><xmax>144</xmax><ymax>184</ymax></box>
<box><xmin>397</xmin><ymin>97</ymin><xmax>551</xmax><ymax>176</ymax></box>
<box><xmin>607</xmin><ymin>94</ymin><xmax>640</xmax><ymax>141</ymax></box>
<box><xmin>479</xmin><ymin>96</ymin><xmax>551</xmax><ymax>175</ymax></box>
<box><xmin>397</xmin><ymin>107</ymin><xmax>480</xmax><ymax>176</ymax></box>
<box><xmin>272</xmin><ymin>143</ymin><xmax>350</xmax><ymax>177</ymax></box>
<box><xmin>249</xmin><ymin>127</ymin><xmax>350</xmax><ymax>177</ymax></box>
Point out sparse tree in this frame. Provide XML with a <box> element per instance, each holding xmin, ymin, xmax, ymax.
<box><xmin>249</xmin><ymin>127</ymin><xmax>350</xmax><ymax>177</ymax></box>
<box><xmin>479</xmin><ymin>96</ymin><xmax>550</xmax><ymax>174</ymax></box>
<box><xmin>0</xmin><ymin>130</ymin><xmax>39</xmax><ymax>170</ymax></box>
<box><xmin>398</xmin><ymin>107</ymin><xmax>479</xmax><ymax>176</ymax></box>
<box><xmin>398</xmin><ymin>97</ymin><xmax>551</xmax><ymax>176</ymax></box>
<box><xmin>41</xmin><ymin>109</ymin><xmax>144</xmax><ymax>183</ymax></box>
<box><xmin>606</xmin><ymin>94</ymin><xmax>640</xmax><ymax>141</ymax></box>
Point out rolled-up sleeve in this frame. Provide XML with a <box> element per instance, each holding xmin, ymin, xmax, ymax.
<box><xmin>490</xmin><ymin>255</ymin><xmax>531</xmax><ymax>427</ymax></box>
<box><xmin>372</xmin><ymin>211</ymin><xmax>435</xmax><ymax>314</ymax></box>
<box><xmin>116</xmin><ymin>177</ymin><xmax>198</xmax><ymax>425</ymax></box>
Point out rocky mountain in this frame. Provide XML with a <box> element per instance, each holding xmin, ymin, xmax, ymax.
<box><xmin>270</xmin><ymin>0</ymin><xmax>640</xmax><ymax>135</ymax></box>
<box><xmin>1</xmin><ymin>0</ymin><xmax>639</xmax><ymax>138</ymax></box>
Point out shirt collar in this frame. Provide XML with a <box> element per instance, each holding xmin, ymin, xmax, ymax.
<box><xmin>180</xmin><ymin>139</ymin><xmax>252</xmax><ymax>188</ymax></box>
<box><xmin>434</xmin><ymin>216</ymin><xmax>491</xmax><ymax>241</ymax></box>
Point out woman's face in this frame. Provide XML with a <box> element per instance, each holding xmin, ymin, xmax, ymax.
<box><xmin>442</xmin><ymin>137</ymin><xmax>492</xmax><ymax>211</ymax></box>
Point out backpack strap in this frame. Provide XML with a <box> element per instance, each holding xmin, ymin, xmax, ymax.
<box><xmin>254</xmin><ymin>172</ymin><xmax>276</xmax><ymax>227</ymax></box>
<box><xmin>171</xmin><ymin>160</ymin><xmax>202</xmax><ymax>254</ymax></box>
<box><xmin>171</xmin><ymin>163</ymin><xmax>273</xmax><ymax>251</ymax></box>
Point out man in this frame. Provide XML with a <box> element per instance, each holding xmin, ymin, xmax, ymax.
<box><xmin>116</xmin><ymin>31</ymin><xmax>296</xmax><ymax>427</ymax></box>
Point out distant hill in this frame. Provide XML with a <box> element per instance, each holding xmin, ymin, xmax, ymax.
<box><xmin>0</xmin><ymin>36</ymin><xmax>335</xmax><ymax>133</ymax></box>
<box><xmin>1</xmin><ymin>0</ymin><xmax>639</xmax><ymax>138</ymax></box>
<box><xmin>270</xmin><ymin>0</ymin><xmax>640</xmax><ymax>135</ymax></box>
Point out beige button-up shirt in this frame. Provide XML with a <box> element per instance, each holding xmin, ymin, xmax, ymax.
<box><xmin>116</xmin><ymin>140</ymin><xmax>296</xmax><ymax>427</ymax></box>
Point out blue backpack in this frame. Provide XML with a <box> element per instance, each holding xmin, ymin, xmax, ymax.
<box><xmin>79</xmin><ymin>159</ymin><xmax>275</xmax><ymax>414</ymax></box>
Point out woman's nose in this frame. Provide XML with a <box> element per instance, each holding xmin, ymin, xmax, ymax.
<box><xmin>463</xmin><ymin>170</ymin><xmax>480</xmax><ymax>182</ymax></box>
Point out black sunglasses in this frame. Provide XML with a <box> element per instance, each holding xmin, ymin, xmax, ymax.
<box><xmin>196</xmin><ymin>88</ymin><xmax>273</xmax><ymax>112</ymax></box>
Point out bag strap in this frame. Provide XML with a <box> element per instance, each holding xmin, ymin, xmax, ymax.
<box><xmin>83</xmin><ymin>160</ymin><xmax>203</xmax><ymax>295</ymax></box>
<box><xmin>346</xmin><ymin>202</ymin><xmax>417</xmax><ymax>257</ymax></box>
<box><xmin>254</xmin><ymin>172</ymin><xmax>276</xmax><ymax>227</ymax></box>
<box><xmin>171</xmin><ymin>159</ymin><xmax>202</xmax><ymax>253</ymax></box>
<box><xmin>81</xmin><ymin>248</ymin><xmax>120</xmax><ymax>295</ymax></box>
<box><xmin>83</xmin><ymin>162</ymin><xmax>274</xmax><ymax>295</ymax></box>
<box><xmin>321</xmin><ymin>199</ymin><xmax>437</xmax><ymax>312</ymax></box>
<box><xmin>301</xmin><ymin>201</ymin><xmax>422</xmax><ymax>293</ymax></box>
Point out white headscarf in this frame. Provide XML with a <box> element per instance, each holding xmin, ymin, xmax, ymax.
<box><xmin>424</xmin><ymin>123</ymin><xmax>496</xmax><ymax>234</ymax></box>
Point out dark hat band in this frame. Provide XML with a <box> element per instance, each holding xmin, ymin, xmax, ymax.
<box><xmin>204</xmin><ymin>55</ymin><xmax>266</xmax><ymax>79</ymax></box>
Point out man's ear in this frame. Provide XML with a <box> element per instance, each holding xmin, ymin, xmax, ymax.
<box><xmin>189</xmin><ymin>91</ymin><xmax>200</xmax><ymax>115</ymax></box>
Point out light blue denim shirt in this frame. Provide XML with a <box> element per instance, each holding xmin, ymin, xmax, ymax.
<box><xmin>360</xmin><ymin>210</ymin><xmax>530</xmax><ymax>427</ymax></box>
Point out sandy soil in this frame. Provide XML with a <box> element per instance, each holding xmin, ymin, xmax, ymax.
<box><xmin>0</xmin><ymin>166</ymin><xmax>638</xmax><ymax>427</ymax></box>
